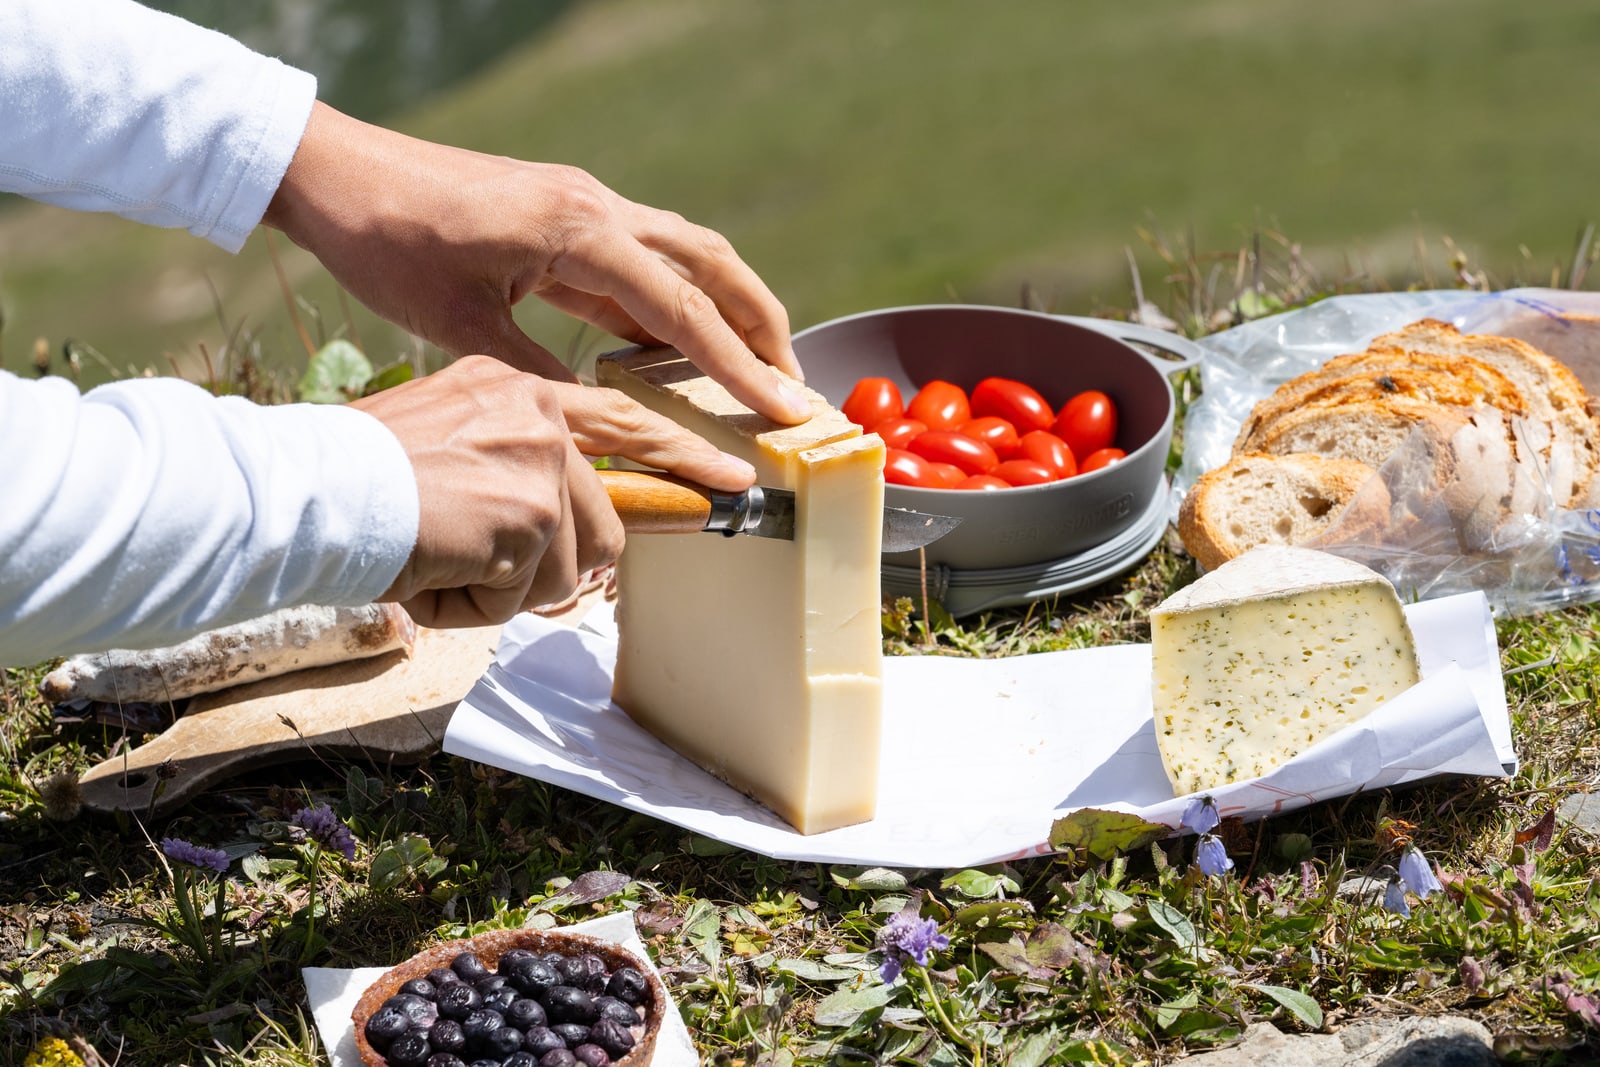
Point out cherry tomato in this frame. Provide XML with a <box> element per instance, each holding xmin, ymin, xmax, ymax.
<box><xmin>1016</xmin><ymin>430</ymin><xmax>1078</xmax><ymax>479</ymax></box>
<box><xmin>959</xmin><ymin>416</ymin><xmax>1020</xmax><ymax>460</ymax></box>
<box><xmin>927</xmin><ymin>462</ymin><xmax>967</xmax><ymax>488</ymax></box>
<box><xmin>884</xmin><ymin>448</ymin><xmax>945</xmax><ymax>488</ymax></box>
<box><xmin>874</xmin><ymin>417</ymin><xmax>927</xmax><ymax>451</ymax></box>
<box><xmin>1052</xmin><ymin>390</ymin><xmax>1118</xmax><ymax>459</ymax></box>
<box><xmin>957</xmin><ymin>474</ymin><xmax>1011</xmax><ymax>491</ymax></box>
<box><xmin>993</xmin><ymin>459</ymin><xmax>1058</xmax><ymax>487</ymax></box>
<box><xmin>908</xmin><ymin>430</ymin><xmax>1000</xmax><ymax>476</ymax></box>
<box><xmin>971</xmin><ymin>377</ymin><xmax>1055</xmax><ymax>435</ymax></box>
<box><xmin>1079</xmin><ymin>446</ymin><xmax>1127</xmax><ymax>473</ymax></box>
<box><xmin>905</xmin><ymin>380</ymin><xmax>971</xmax><ymax>432</ymax></box>
<box><xmin>841</xmin><ymin>376</ymin><xmax>904</xmax><ymax>431</ymax></box>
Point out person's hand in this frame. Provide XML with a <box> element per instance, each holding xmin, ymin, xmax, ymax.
<box><xmin>349</xmin><ymin>356</ymin><xmax>623</xmax><ymax>627</ymax></box>
<box><xmin>264</xmin><ymin>102</ymin><xmax>814</xmax><ymax>425</ymax></box>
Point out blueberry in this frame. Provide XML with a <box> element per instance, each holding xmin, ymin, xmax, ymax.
<box><xmin>540</xmin><ymin>952</ymin><xmax>568</xmax><ymax>969</ymax></box>
<box><xmin>558</xmin><ymin>954</ymin><xmax>607</xmax><ymax>994</ymax></box>
<box><xmin>428</xmin><ymin>1017</ymin><xmax>467</xmax><ymax>1054</ymax></box>
<box><xmin>428</xmin><ymin>967</ymin><xmax>464</xmax><ymax>989</ymax></box>
<box><xmin>400</xmin><ymin>977</ymin><xmax>437</xmax><ymax>999</ymax></box>
<box><xmin>425</xmin><ymin>1056</ymin><xmax>468</xmax><ymax>1067</ymax></box>
<box><xmin>460</xmin><ymin>1007</ymin><xmax>505</xmax><ymax>1049</ymax></box>
<box><xmin>543</xmin><ymin>986</ymin><xmax>597</xmax><ymax>1025</ymax></box>
<box><xmin>572</xmin><ymin>1045</ymin><xmax>611</xmax><ymax>1067</ymax></box>
<box><xmin>505</xmin><ymin>997</ymin><xmax>548</xmax><ymax>1031</ymax></box>
<box><xmin>551</xmin><ymin>1023</ymin><xmax>591</xmax><ymax>1048</ymax></box>
<box><xmin>480</xmin><ymin>1025</ymin><xmax>526</xmax><ymax>1058</ymax></box>
<box><xmin>604</xmin><ymin>967</ymin><xmax>648</xmax><ymax>1007</ymax></box>
<box><xmin>437</xmin><ymin>982</ymin><xmax>484</xmax><ymax>1020</ymax></box>
<box><xmin>473</xmin><ymin>974</ymin><xmax>511</xmax><ymax>996</ymax></box>
<box><xmin>468</xmin><ymin>1061</ymin><xmax>500</xmax><ymax>1067</ymax></box>
<box><xmin>384</xmin><ymin>993</ymin><xmax>439</xmax><ymax>1029</ymax></box>
<box><xmin>524</xmin><ymin>1026</ymin><xmax>566</xmax><ymax>1057</ymax></box>
<box><xmin>538</xmin><ymin>1051</ymin><xmax>578</xmax><ymax>1067</ymax></box>
<box><xmin>384</xmin><ymin>1030</ymin><xmax>432</xmax><ymax>1067</ymax></box>
<box><xmin>483</xmin><ymin>987</ymin><xmax>520</xmax><ymax>1014</ymax></box>
<box><xmin>592</xmin><ymin>997</ymin><xmax>639</xmax><ymax>1027</ymax></box>
<box><xmin>500</xmin><ymin>1054</ymin><xmax>538</xmax><ymax>1067</ymax></box>
<box><xmin>587</xmin><ymin>1018</ymin><xmax>635</xmax><ymax>1059</ymax></box>
<box><xmin>452</xmin><ymin>951</ymin><xmax>492</xmax><ymax>982</ymax></box>
<box><xmin>507</xmin><ymin>957</ymin><xmax>561</xmax><ymax>999</ymax></box>
<box><xmin>363</xmin><ymin>1005</ymin><xmax>410</xmax><ymax>1051</ymax></box>
<box><xmin>497</xmin><ymin>948</ymin><xmax>536</xmax><ymax>977</ymax></box>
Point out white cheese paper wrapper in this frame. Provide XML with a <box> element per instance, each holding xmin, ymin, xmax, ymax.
<box><xmin>303</xmin><ymin>911</ymin><xmax>697</xmax><ymax>1067</ymax></box>
<box><xmin>443</xmin><ymin>591</ymin><xmax>1512</xmax><ymax>868</ymax></box>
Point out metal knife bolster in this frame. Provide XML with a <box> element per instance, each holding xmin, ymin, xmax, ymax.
<box><xmin>703</xmin><ymin>485</ymin><xmax>766</xmax><ymax>537</ymax></box>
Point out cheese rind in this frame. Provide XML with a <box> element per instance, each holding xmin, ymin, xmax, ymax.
<box><xmin>597</xmin><ymin>348</ymin><xmax>884</xmax><ymax>835</ymax></box>
<box><xmin>1150</xmin><ymin>545</ymin><xmax>1421</xmax><ymax>796</ymax></box>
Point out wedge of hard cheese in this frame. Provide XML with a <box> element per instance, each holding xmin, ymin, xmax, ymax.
<box><xmin>596</xmin><ymin>348</ymin><xmax>885</xmax><ymax>835</ymax></box>
<box><xmin>1150</xmin><ymin>545</ymin><xmax>1420</xmax><ymax>796</ymax></box>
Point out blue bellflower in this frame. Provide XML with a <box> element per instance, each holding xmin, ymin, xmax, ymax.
<box><xmin>877</xmin><ymin>912</ymin><xmax>950</xmax><ymax>984</ymax></box>
<box><xmin>161</xmin><ymin>837</ymin><xmax>229</xmax><ymax>873</ymax></box>
<box><xmin>1180</xmin><ymin>795</ymin><xmax>1220</xmax><ymax>836</ymax></box>
<box><xmin>1398</xmin><ymin>847</ymin><xmax>1442</xmax><ymax>900</ymax></box>
<box><xmin>1195</xmin><ymin>834</ymin><xmax>1234</xmax><ymax>877</ymax></box>
<box><xmin>1383</xmin><ymin>876</ymin><xmax>1411</xmax><ymax>918</ymax></box>
<box><xmin>292</xmin><ymin>804</ymin><xmax>357</xmax><ymax>861</ymax></box>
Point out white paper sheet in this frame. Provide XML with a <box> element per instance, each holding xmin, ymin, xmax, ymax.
<box><xmin>443</xmin><ymin>591</ymin><xmax>1512</xmax><ymax>868</ymax></box>
<box><xmin>304</xmin><ymin>912</ymin><xmax>697</xmax><ymax>1067</ymax></box>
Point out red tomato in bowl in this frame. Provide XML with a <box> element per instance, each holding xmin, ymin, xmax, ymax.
<box><xmin>874</xmin><ymin>417</ymin><xmax>926</xmax><ymax>451</ymax></box>
<box><xmin>1016</xmin><ymin>430</ymin><xmax>1078</xmax><ymax>479</ymax></box>
<box><xmin>1079</xmin><ymin>446</ymin><xmax>1127</xmax><ymax>473</ymax></box>
<box><xmin>908</xmin><ymin>430</ymin><xmax>999</xmax><ymax>476</ymax></box>
<box><xmin>927</xmin><ymin>462</ymin><xmax>967</xmax><ymax>488</ymax></box>
<box><xmin>884</xmin><ymin>448</ymin><xmax>945</xmax><ymax>488</ymax></box>
<box><xmin>1052</xmin><ymin>390</ymin><xmax>1117</xmax><ymax>458</ymax></box>
<box><xmin>959</xmin><ymin>416</ymin><xmax>1020</xmax><ymax>460</ymax></box>
<box><xmin>993</xmin><ymin>459</ymin><xmax>1058</xmax><ymax>487</ymax></box>
<box><xmin>906</xmin><ymin>380</ymin><xmax>971</xmax><ymax>431</ymax></box>
<box><xmin>841</xmin><ymin>377</ymin><xmax>903</xmax><ymax>431</ymax></box>
<box><xmin>971</xmin><ymin>377</ymin><xmax>1054</xmax><ymax>435</ymax></box>
<box><xmin>957</xmin><ymin>474</ymin><xmax>1010</xmax><ymax>491</ymax></box>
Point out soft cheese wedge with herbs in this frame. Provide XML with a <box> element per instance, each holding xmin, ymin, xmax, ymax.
<box><xmin>596</xmin><ymin>348</ymin><xmax>885</xmax><ymax>835</ymax></box>
<box><xmin>1150</xmin><ymin>545</ymin><xmax>1421</xmax><ymax>796</ymax></box>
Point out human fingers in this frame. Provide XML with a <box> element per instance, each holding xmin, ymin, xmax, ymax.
<box><xmin>550</xmin><ymin>382</ymin><xmax>757</xmax><ymax>493</ymax></box>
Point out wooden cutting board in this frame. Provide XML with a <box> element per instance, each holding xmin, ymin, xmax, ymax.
<box><xmin>77</xmin><ymin>590</ymin><xmax>604</xmax><ymax>816</ymax></box>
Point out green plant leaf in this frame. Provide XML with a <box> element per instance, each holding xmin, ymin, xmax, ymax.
<box><xmin>1244</xmin><ymin>983</ymin><xmax>1324</xmax><ymax>1029</ymax></box>
<box><xmin>1147</xmin><ymin>898</ymin><xmax>1199</xmax><ymax>953</ymax></box>
<box><xmin>365</xmin><ymin>360</ymin><xmax>415</xmax><ymax>395</ymax></box>
<box><xmin>369</xmin><ymin>835</ymin><xmax>438</xmax><ymax>892</ymax></box>
<box><xmin>830</xmin><ymin>866</ymin><xmax>908</xmax><ymax>891</ymax></box>
<box><xmin>813</xmin><ymin>982</ymin><xmax>893</xmax><ymax>1027</ymax></box>
<box><xmin>299</xmin><ymin>339</ymin><xmax>373</xmax><ymax>403</ymax></box>
<box><xmin>941</xmin><ymin>868</ymin><xmax>1020</xmax><ymax>899</ymax></box>
<box><xmin>775</xmin><ymin>957</ymin><xmax>860</xmax><ymax>981</ymax></box>
<box><xmin>1049</xmin><ymin>808</ymin><xmax>1169</xmax><ymax>860</ymax></box>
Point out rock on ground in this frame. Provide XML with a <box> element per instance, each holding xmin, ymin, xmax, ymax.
<box><xmin>1182</xmin><ymin>1016</ymin><xmax>1496</xmax><ymax>1066</ymax></box>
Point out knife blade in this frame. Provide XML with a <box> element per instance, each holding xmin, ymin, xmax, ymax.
<box><xmin>600</xmin><ymin>469</ymin><xmax>961</xmax><ymax>552</ymax></box>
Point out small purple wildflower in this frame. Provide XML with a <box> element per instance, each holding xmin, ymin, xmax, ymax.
<box><xmin>292</xmin><ymin>804</ymin><xmax>357</xmax><ymax>861</ymax></box>
<box><xmin>1195</xmin><ymin>834</ymin><xmax>1233</xmax><ymax>877</ymax></box>
<box><xmin>161</xmin><ymin>837</ymin><xmax>229</xmax><ymax>873</ymax></box>
<box><xmin>1383</xmin><ymin>876</ymin><xmax>1411</xmax><ymax>918</ymax></box>
<box><xmin>877</xmin><ymin>911</ymin><xmax>949</xmax><ymax>984</ymax></box>
<box><xmin>1180</xmin><ymin>795</ymin><xmax>1220</xmax><ymax>836</ymax></box>
<box><xmin>1398</xmin><ymin>847</ymin><xmax>1442</xmax><ymax>900</ymax></box>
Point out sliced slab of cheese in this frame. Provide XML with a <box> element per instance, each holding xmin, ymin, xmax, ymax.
<box><xmin>1150</xmin><ymin>545</ymin><xmax>1421</xmax><ymax>796</ymax></box>
<box><xmin>596</xmin><ymin>348</ymin><xmax>885</xmax><ymax>835</ymax></box>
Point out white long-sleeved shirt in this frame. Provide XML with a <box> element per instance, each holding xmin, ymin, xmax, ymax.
<box><xmin>0</xmin><ymin>0</ymin><xmax>419</xmax><ymax>666</ymax></box>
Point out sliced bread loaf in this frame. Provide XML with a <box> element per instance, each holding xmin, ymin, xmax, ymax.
<box><xmin>1178</xmin><ymin>452</ymin><xmax>1384</xmax><ymax>571</ymax></box>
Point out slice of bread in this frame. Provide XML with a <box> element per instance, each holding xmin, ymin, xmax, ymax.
<box><xmin>1253</xmin><ymin>396</ymin><xmax>1473</xmax><ymax>470</ymax></box>
<box><xmin>1370</xmin><ymin>318</ymin><xmax>1597</xmax><ymax>503</ymax></box>
<box><xmin>1496</xmin><ymin>309</ymin><xmax>1600</xmax><ymax>399</ymax></box>
<box><xmin>1232</xmin><ymin>347</ymin><xmax>1525</xmax><ymax>453</ymax></box>
<box><xmin>1177</xmin><ymin>452</ymin><xmax>1384</xmax><ymax>571</ymax></box>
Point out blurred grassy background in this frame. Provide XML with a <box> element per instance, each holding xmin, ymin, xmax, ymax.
<box><xmin>1</xmin><ymin>0</ymin><xmax>1596</xmax><ymax>386</ymax></box>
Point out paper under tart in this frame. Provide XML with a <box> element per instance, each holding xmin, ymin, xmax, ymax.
<box><xmin>351</xmin><ymin>927</ymin><xmax>665</xmax><ymax>1066</ymax></box>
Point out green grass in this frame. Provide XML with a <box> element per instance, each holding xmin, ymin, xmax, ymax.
<box><xmin>4</xmin><ymin>0</ymin><xmax>1599</xmax><ymax>384</ymax></box>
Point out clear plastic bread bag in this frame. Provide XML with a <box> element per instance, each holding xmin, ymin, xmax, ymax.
<box><xmin>1174</xmin><ymin>288</ymin><xmax>1600</xmax><ymax>616</ymax></box>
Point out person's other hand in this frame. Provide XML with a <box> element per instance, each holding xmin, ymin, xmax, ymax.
<box><xmin>265</xmin><ymin>102</ymin><xmax>813</xmax><ymax>425</ymax></box>
<box><xmin>350</xmin><ymin>356</ymin><xmax>623</xmax><ymax>627</ymax></box>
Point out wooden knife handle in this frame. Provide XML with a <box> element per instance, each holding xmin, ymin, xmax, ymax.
<box><xmin>600</xmin><ymin>469</ymin><xmax>717</xmax><ymax>533</ymax></box>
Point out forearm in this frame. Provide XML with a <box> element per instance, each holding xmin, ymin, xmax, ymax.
<box><xmin>0</xmin><ymin>0</ymin><xmax>315</xmax><ymax>252</ymax></box>
<box><xmin>0</xmin><ymin>372</ymin><xmax>418</xmax><ymax>666</ymax></box>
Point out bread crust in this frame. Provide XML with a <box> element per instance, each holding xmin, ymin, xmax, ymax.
<box><xmin>1178</xmin><ymin>452</ymin><xmax>1385</xmax><ymax>571</ymax></box>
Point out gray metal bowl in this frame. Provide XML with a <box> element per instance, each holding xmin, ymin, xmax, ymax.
<box><xmin>794</xmin><ymin>305</ymin><xmax>1201</xmax><ymax>569</ymax></box>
